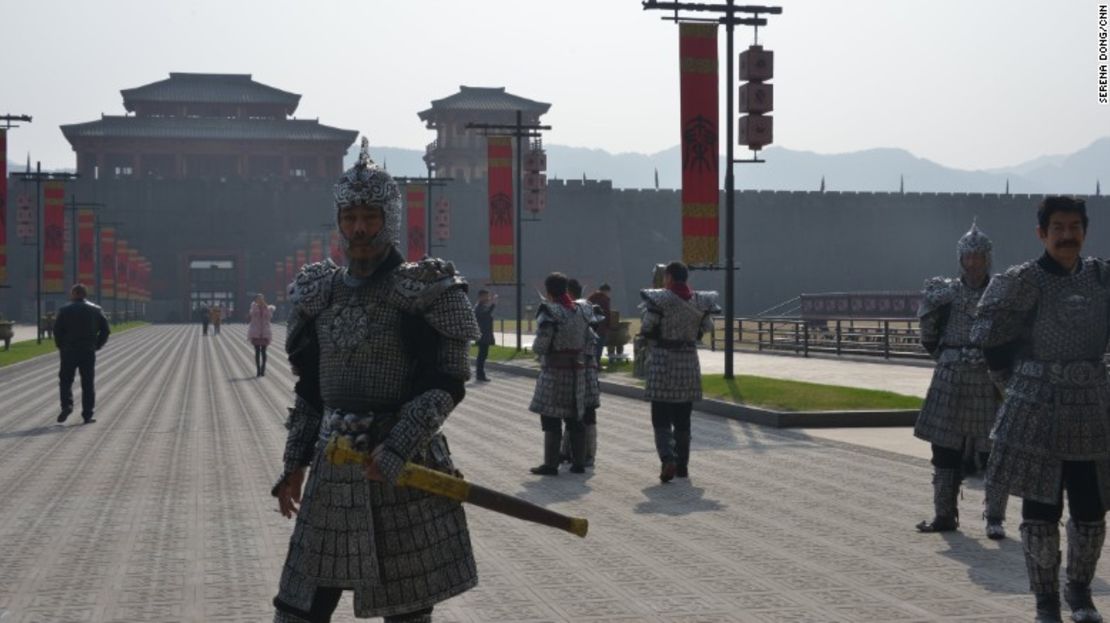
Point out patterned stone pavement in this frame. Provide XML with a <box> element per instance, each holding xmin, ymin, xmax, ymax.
<box><xmin>0</xmin><ymin>324</ymin><xmax>1104</xmax><ymax>622</ymax></box>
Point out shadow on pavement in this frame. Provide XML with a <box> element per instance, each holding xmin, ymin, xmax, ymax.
<box><xmin>0</xmin><ymin>425</ymin><xmax>69</xmax><ymax>440</ymax></box>
<box><xmin>634</xmin><ymin>482</ymin><xmax>726</xmax><ymax>516</ymax></box>
<box><xmin>515</xmin><ymin>471</ymin><xmax>594</xmax><ymax>505</ymax></box>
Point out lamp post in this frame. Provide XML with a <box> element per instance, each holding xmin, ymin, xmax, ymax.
<box><xmin>642</xmin><ymin>0</ymin><xmax>781</xmax><ymax>379</ymax></box>
<box><xmin>466</xmin><ymin>110</ymin><xmax>552</xmax><ymax>352</ymax></box>
<box><xmin>17</xmin><ymin>164</ymin><xmax>80</xmax><ymax>343</ymax></box>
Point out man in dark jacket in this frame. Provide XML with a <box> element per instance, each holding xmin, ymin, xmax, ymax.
<box><xmin>473</xmin><ymin>290</ymin><xmax>496</xmax><ymax>381</ymax></box>
<box><xmin>54</xmin><ymin>283</ymin><xmax>110</xmax><ymax>424</ymax></box>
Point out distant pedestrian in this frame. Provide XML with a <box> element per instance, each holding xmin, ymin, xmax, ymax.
<box><xmin>639</xmin><ymin>261</ymin><xmax>719</xmax><ymax>482</ymax></box>
<box><xmin>529</xmin><ymin>272</ymin><xmax>597</xmax><ymax>475</ymax></box>
<box><xmin>53</xmin><ymin>283</ymin><xmax>110</xmax><ymax>425</ymax></box>
<box><xmin>210</xmin><ymin>305</ymin><xmax>223</xmax><ymax>335</ymax></box>
<box><xmin>248</xmin><ymin>294</ymin><xmax>275</xmax><ymax>377</ymax></box>
<box><xmin>199</xmin><ymin>304</ymin><xmax>210</xmax><ymax>335</ymax></box>
<box><xmin>473</xmin><ymin>290</ymin><xmax>497</xmax><ymax>381</ymax></box>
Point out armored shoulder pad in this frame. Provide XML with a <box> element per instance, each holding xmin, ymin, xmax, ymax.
<box><xmin>422</xmin><ymin>284</ymin><xmax>480</xmax><ymax>342</ymax></box>
<box><xmin>640</xmin><ymin>288</ymin><xmax>670</xmax><ymax>309</ymax></box>
<box><xmin>536</xmin><ymin>301</ymin><xmax>559</xmax><ymax>326</ymax></box>
<box><xmin>393</xmin><ymin>257</ymin><xmax>468</xmax><ymax>313</ymax></box>
<box><xmin>1089</xmin><ymin>257</ymin><xmax>1110</xmax><ymax>286</ymax></box>
<box><xmin>918</xmin><ymin>276</ymin><xmax>958</xmax><ymax>317</ymax></box>
<box><xmin>288</xmin><ymin>259</ymin><xmax>340</xmax><ymax>319</ymax></box>
<box><xmin>978</xmin><ymin>261</ymin><xmax>1038</xmax><ymax>314</ymax></box>
<box><xmin>573</xmin><ymin>300</ymin><xmax>605</xmax><ymax>327</ymax></box>
<box><xmin>694</xmin><ymin>290</ymin><xmax>721</xmax><ymax>314</ymax></box>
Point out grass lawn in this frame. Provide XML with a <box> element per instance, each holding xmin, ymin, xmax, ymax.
<box><xmin>701</xmin><ymin>374</ymin><xmax>923</xmax><ymax>412</ymax></box>
<box><xmin>469</xmin><ymin>344</ymin><xmax>535</xmax><ymax>363</ymax></box>
<box><xmin>0</xmin><ymin>321</ymin><xmax>150</xmax><ymax>368</ymax></box>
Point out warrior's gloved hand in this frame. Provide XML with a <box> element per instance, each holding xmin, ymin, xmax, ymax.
<box><xmin>274</xmin><ymin>466</ymin><xmax>306</xmax><ymax>519</ymax></box>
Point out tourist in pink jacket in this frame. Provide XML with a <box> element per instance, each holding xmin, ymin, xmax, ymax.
<box><xmin>248</xmin><ymin>294</ymin><xmax>276</xmax><ymax>377</ymax></box>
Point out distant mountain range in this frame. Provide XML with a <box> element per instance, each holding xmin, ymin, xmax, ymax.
<box><xmin>349</xmin><ymin>137</ymin><xmax>1110</xmax><ymax>195</ymax></box>
<box><xmin>11</xmin><ymin>136</ymin><xmax>1105</xmax><ymax>194</ymax></box>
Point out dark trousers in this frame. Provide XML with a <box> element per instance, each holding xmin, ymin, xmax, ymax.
<box><xmin>59</xmin><ymin>348</ymin><xmax>96</xmax><ymax>415</ymax></box>
<box><xmin>255</xmin><ymin>344</ymin><xmax>268</xmax><ymax>375</ymax></box>
<box><xmin>541</xmin><ymin>415</ymin><xmax>583</xmax><ymax>433</ymax></box>
<box><xmin>931</xmin><ymin>443</ymin><xmax>989</xmax><ymax>471</ymax></box>
<box><xmin>278</xmin><ymin>589</ymin><xmax>433</xmax><ymax>622</ymax></box>
<box><xmin>1022</xmin><ymin>460</ymin><xmax>1107</xmax><ymax>523</ymax></box>
<box><xmin>651</xmin><ymin>401</ymin><xmax>692</xmax><ymax>433</ymax></box>
<box><xmin>476</xmin><ymin>343</ymin><xmax>490</xmax><ymax>378</ymax></box>
<box><xmin>202</xmin><ymin>320</ymin><xmax>209</xmax><ymax>335</ymax></box>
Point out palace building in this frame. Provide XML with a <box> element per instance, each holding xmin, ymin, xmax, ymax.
<box><xmin>61</xmin><ymin>72</ymin><xmax>356</xmax><ymax>181</ymax></box>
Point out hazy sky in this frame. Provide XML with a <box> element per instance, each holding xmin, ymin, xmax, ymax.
<box><xmin>4</xmin><ymin>0</ymin><xmax>1108</xmax><ymax>171</ymax></box>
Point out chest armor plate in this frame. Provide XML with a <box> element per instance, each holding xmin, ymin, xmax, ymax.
<box><xmin>1030</xmin><ymin>261</ymin><xmax>1110</xmax><ymax>362</ymax></box>
<box><xmin>940</xmin><ymin>283</ymin><xmax>983</xmax><ymax>348</ymax></box>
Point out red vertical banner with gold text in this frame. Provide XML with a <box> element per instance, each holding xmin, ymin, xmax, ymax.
<box><xmin>275</xmin><ymin>260</ymin><xmax>285</xmax><ymax>302</ymax></box>
<box><xmin>679</xmin><ymin>23</ymin><xmax>720</xmax><ymax>265</ymax></box>
<box><xmin>43</xmin><ymin>181</ymin><xmax>66</xmax><ymax>293</ymax></box>
<box><xmin>405</xmin><ymin>185</ymin><xmax>427</xmax><ymax>261</ymax></box>
<box><xmin>309</xmin><ymin>236</ymin><xmax>323</xmax><ymax>264</ymax></box>
<box><xmin>100</xmin><ymin>228</ymin><xmax>116</xmax><ymax>298</ymax></box>
<box><xmin>295</xmin><ymin>249</ymin><xmax>306</xmax><ymax>272</ymax></box>
<box><xmin>0</xmin><ymin>129</ymin><xmax>7</xmax><ymax>285</ymax></box>
<box><xmin>487</xmin><ymin>136</ymin><xmax>514</xmax><ymax>283</ymax></box>
<box><xmin>116</xmin><ymin>239</ymin><xmax>129</xmax><ymax>302</ymax></box>
<box><xmin>284</xmin><ymin>256</ymin><xmax>294</xmax><ymax>288</ymax></box>
<box><xmin>77</xmin><ymin>209</ymin><xmax>96</xmax><ymax>294</ymax></box>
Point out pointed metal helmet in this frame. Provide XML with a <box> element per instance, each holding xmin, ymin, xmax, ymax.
<box><xmin>333</xmin><ymin>137</ymin><xmax>402</xmax><ymax>248</ymax></box>
<box><xmin>957</xmin><ymin>219</ymin><xmax>992</xmax><ymax>275</ymax></box>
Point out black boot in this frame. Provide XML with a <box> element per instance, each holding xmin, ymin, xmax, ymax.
<box><xmin>584</xmin><ymin>423</ymin><xmax>597</xmax><ymax>468</ymax></box>
<box><xmin>984</xmin><ymin>483</ymin><xmax>1008</xmax><ymax>540</ymax></box>
<box><xmin>674</xmin><ymin>430</ymin><xmax>691</xmax><ymax>478</ymax></box>
<box><xmin>1065</xmin><ymin>519</ymin><xmax>1106</xmax><ymax>623</ymax></box>
<box><xmin>916</xmin><ymin>467</ymin><xmax>960</xmax><ymax>532</ymax></box>
<box><xmin>1022</xmin><ymin>520</ymin><xmax>1062</xmax><ymax>623</ymax></box>
<box><xmin>569</xmin><ymin>426</ymin><xmax>587</xmax><ymax>474</ymax></box>
<box><xmin>530</xmin><ymin>431</ymin><xmax>561</xmax><ymax>476</ymax></box>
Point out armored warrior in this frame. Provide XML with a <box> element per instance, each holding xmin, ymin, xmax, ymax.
<box><xmin>271</xmin><ymin>139</ymin><xmax>479</xmax><ymax>623</ymax></box>
<box><xmin>638</xmin><ymin>261</ymin><xmax>719</xmax><ymax>483</ymax></box>
<box><xmin>975</xmin><ymin>197</ymin><xmax>1110</xmax><ymax>623</ymax></box>
<box><xmin>529</xmin><ymin>272</ymin><xmax>600</xmax><ymax>475</ymax></box>
<box><xmin>914</xmin><ymin>222</ymin><xmax>1009</xmax><ymax>539</ymax></box>
<box><xmin>561</xmin><ymin>278</ymin><xmax>604</xmax><ymax>468</ymax></box>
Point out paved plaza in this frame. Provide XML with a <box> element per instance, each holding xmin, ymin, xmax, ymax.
<box><xmin>0</xmin><ymin>325</ymin><xmax>1103</xmax><ymax>622</ymax></box>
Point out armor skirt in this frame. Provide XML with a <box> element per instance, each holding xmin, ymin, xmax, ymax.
<box><xmin>914</xmin><ymin>360</ymin><xmax>998</xmax><ymax>451</ymax></box>
<box><xmin>275</xmin><ymin>449</ymin><xmax>477</xmax><ymax>618</ymax></box>
<box><xmin>987</xmin><ymin>362</ymin><xmax>1110</xmax><ymax>504</ymax></box>
<box><xmin>644</xmin><ymin>345</ymin><xmax>702</xmax><ymax>403</ymax></box>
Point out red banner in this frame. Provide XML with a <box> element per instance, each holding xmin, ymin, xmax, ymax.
<box><xmin>0</xmin><ymin>129</ymin><xmax>7</xmax><ymax>285</ymax></box>
<box><xmin>44</xmin><ymin>181</ymin><xmax>66</xmax><ymax>293</ymax></box>
<box><xmin>679</xmin><ymin>23</ymin><xmax>720</xmax><ymax>266</ymax></box>
<box><xmin>116</xmin><ymin>239</ymin><xmax>129</xmax><ymax>301</ymax></box>
<box><xmin>309</xmin><ymin>235</ymin><xmax>323</xmax><ymax>263</ymax></box>
<box><xmin>406</xmin><ymin>185</ymin><xmax>427</xmax><ymax>261</ymax></box>
<box><xmin>77</xmin><ymin>209</ymin><xmax>96</xmax><ymax>293</ymax></box>
<box><xmin>487</xmin><ymin>136</ymin><xmax>514</xmax><ymax>284</ymax></box>
<box><xmin>329</xmin><ymin>231</ymin><xmax>342</xmax><ymax>263</ymax></box>
<box><xmin>285</xmin><ymin>256</ymin><xmax>294</xmax><ymax>288</ymax></box>
<box><xmin>434</xmin><ymin>197</ymin><xmax>450</xmax><ymax>241</ymax></box>
<box><xmin>295</xmin><ymin>249</ymin><xmax>306</xmax><ymax>272</ymax></box>
<box><xmin>101</xmin><ymin>228</ymin><xmax>116</xmax><ymax>297</ymax></box>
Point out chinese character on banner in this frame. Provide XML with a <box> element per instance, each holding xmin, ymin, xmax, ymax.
<box><xmin>16</xmin><ymin>193</ymin><xmax>34</xmax><ymax>241</ymax></box>
<box><xmin>434</xmin><ymin>197</ymin><xmax>450</xmax><ymax>241</ymax></box>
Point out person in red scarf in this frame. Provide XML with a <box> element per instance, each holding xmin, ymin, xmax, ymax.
<box><xmin>528</xmin><ymin>272</ymin><xmax>601</xmax><ymax>475</ymax></box>
<box><xmin>639</xmin><ymin>261</ymin><xmax>720</xmax><ymax>482</ymax></box>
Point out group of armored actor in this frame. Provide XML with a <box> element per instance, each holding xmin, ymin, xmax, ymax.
<box><xmin>267</xmin><ymin>139</ymin><xmax>720</xmax><ymax>623</ymax></box>
<box><xmin>916</xmin><ymin>196</ymin><xmax>1110</xmax><ymax>623</ymax></box>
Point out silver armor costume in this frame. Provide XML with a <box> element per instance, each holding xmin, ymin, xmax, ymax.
<box><xmin>273</xmin><ymin>143</ymin><xmax>479</xmax><ymax>621</ymax></box>
<box><xmin>639</xmin><ymin>289</ymin><xmax>720</xmax><ymax>403</ymax></box>
<box><xmin>915</xmin><ymin>277</ymin><xmax>998</xmax><ymax>451</ymax></box>
<box><xmin>529</xmin><ymin>301</ymin><xmax>597</xmax><ymax>419</ymax></box>
<box><xmin>974</xmin><ymin>257</ymin><xmax>1110</xmax><ymax>505</ymax></box>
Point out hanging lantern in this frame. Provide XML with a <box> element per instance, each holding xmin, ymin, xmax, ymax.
<box><xmin>524</xmin><ymin>172</ymin><xmax>547</xmax><ymax>191</ymax></box>
<box><xmin>525</xmin><ymin>190</ymin><xmax>546</xmax><ymax>214</ymax></box>
<box><xmin>434</xmin><ymin>197</ymin><xmax>451</xmax><ymax>240</ymax></box>
<box><xmin>524</xmin><ymin>148</ymin><xmax>547</xmax><ymax>173</ymax></box>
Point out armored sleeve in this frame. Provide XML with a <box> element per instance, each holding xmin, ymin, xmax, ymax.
<box><xmin>378</xmin><ymin>265</ymin><xmax>480</xmax><ymax>484</ymax></box>
<box><xmin>917</xmin><ymin>277</ymin><xmax>957</xmax><ymax>357</ymax></box>
<box><xmin>972</xmin><ymin>263</ymin><xmax>1038</xmax><ymax>371</ymax></box>
<box><xmin>531</xmin><ymin>303</ymin><xmax>557</xmax><ymax>356</ymax></box>
<box><xmin>272</xmin><ymin>395</ymin><xmax>324</xmax><ymax>494</ymax></box>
